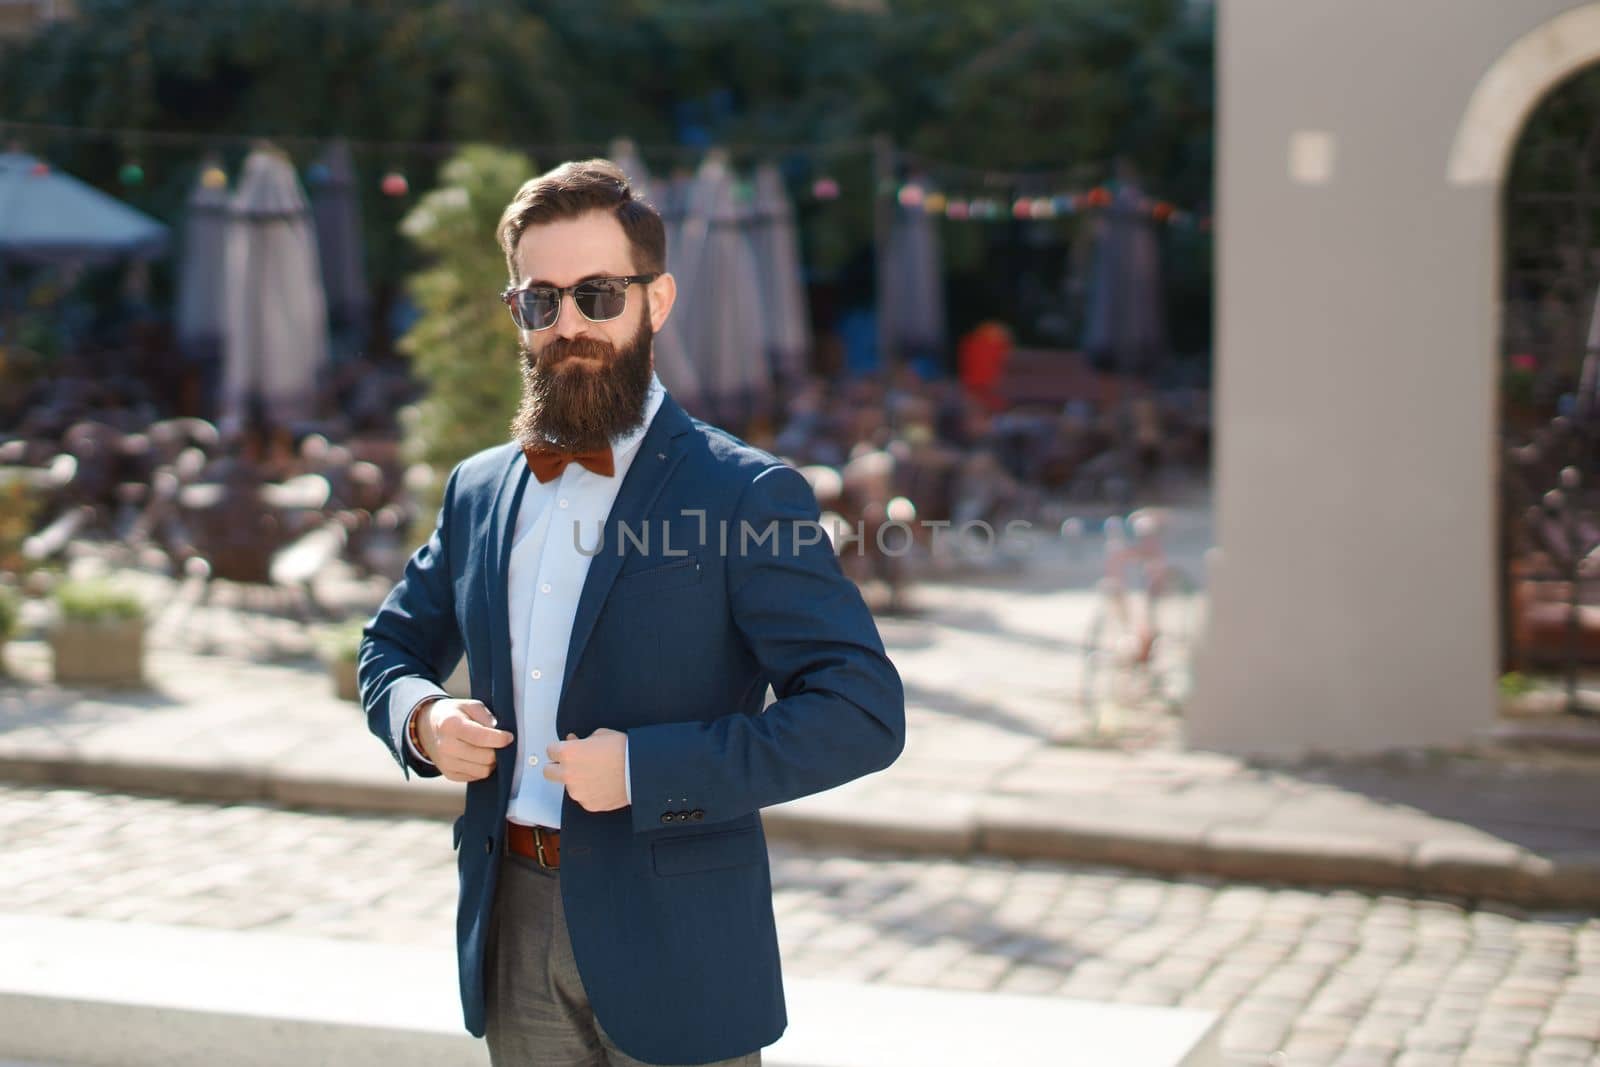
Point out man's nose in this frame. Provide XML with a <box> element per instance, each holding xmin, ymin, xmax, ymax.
<box><xmin>550</xmin><ymin>292</ymin><xmax>593</xmax><ymax>340</ymax></box>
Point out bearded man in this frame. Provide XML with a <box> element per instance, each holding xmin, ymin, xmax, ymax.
<box><xmin>359</xmin><ymin>158</ymin><xmax>905</xmax><ymax>1067</ymax></box>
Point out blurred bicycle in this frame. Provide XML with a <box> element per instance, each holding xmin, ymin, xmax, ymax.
<box><xmin>1054</xmin><ymin>507</ymin><xmax>1203</xmax><ymax>745</ymax></box>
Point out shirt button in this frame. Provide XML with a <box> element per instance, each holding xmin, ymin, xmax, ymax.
<box><xmin>527</xmin><ymin>755</ymin><xmax>539</xmax><ymax>767</ymax></box>
<box><xmin>531</xmin><ymin>669</ymin><xmax>542</xmax><ymax>679</ymax></box>
<box><xmin>541</xmin><ymin>583</ymin><xmax>551</xmax><ymax>594</ymax></box>
<box><xmin>558</xmin><ymin>499</ymin><xmax>569</xmax><ymax>509</ymax></box>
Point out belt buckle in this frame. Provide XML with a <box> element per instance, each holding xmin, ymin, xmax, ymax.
<box><xmin>534</xmin><ymin>826</ymin><xmax>554</xmax><ymax>870</ymax></box>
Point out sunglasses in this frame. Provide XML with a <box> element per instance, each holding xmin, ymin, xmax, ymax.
<box><xmin>499</xmin><ymin>273</ymin><xmax>660</xmax><ymax>331</ymax></box>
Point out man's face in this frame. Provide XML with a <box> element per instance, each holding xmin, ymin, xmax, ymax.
<box><xmin>508</xmin><ymin>210</ymin><xmax>676</xmax><ymax>451</ymax></box>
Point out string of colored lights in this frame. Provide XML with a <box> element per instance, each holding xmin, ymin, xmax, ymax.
<box><xmin>0</xmin><ymin>119</ymin><xmax>1211</xmax><ymax>228</ymax></box>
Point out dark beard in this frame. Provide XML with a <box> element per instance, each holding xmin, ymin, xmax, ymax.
<box><xmin>510</xmin><ymin>313</ymin><xmax>654</xmax><ymax>452</ymax></box>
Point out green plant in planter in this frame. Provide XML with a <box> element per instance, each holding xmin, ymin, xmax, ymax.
<box><xmin>0</xmin><ymin>473</ymin><xmax>40</xmax><ymax>576</ymax></box>
<box><xmin>0</xmin><ymin>584</ymin><xmax>19</xmax><ymax>676</ymax></box>
<box><xmin>54</xmin><ymin>579</ymin><xmax>146</xmax><ymax>622</ymax></box>
<box><xmin>317</xmin><ymin>620</ymin><xmax>368</xmax><ymax>664</ymax></box>
<box><xmin>1499</xmin><ymin>670</ymin><xmax>1534</xmax><ymax>700</ymax></box>
<box><xmin>49</xmin><ymin>578</ymin><xmax>146</xmax><ymax>685</ymax></box>
<box><xmin>0</xmin><ymin>585</ymin><xmax>19</xmax><ymax>641</ymax></box>
<box><xmin>318</xmin><ymin>620</ymin><xmax>369</xmax><ymax>702</ymax></box>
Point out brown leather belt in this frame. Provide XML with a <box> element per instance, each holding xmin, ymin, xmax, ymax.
<box><xmin>506</xmin><ymin>820</ymin><xmax>560</xmax><ymax>870</ymax></box>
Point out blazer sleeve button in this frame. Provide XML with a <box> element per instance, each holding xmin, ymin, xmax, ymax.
<box><xmin>690</xmin><ymin>810</ymin><xmax>705</xmax><ymax>821</ymax></box>
<box><xmin>660</xmin><ymin>813</ymin><xmax>674</xmax><ymax>824</ymax></box>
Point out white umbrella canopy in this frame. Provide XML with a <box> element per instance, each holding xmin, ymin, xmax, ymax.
<box><xmin>655</xmin><ymin>166</ymin><xmax>694</xmax><ymax>249</ymax></box>
<box><xmin>659</xmin><ymin>166</ymin><xmax>697</xmax><ymax>303</ymax></box>
<box><xmin>221</xmin><ymin>146</ymin><xmax>329</xmax><ymax>432</ymax></box>
<box><xmin>674</xmin><ymin>153</ymin><xmax>773</xmax><ymax>427</ymax></box>
<box><xmin>1082</xmin><ymin>180</ymin><xmax>1165</xmax><ymax>378</ymax></box>
<box><xmin>883</xmin><ymin>191</ymin><xmax>947</xmax><ymax>364</ymax></box>
<box><xmin>175</xmin><ymin>160</ymin><xmax>230</xmax><ymax>361</ymax></box>
<box><xmin>750</xmin><ymin>162</ymin><xmax>811</xmax><ymax>387</ymax></box>
<box><xmin>310</xmin><ymin>139</ymin><xmax>369</xmax><ymax>349</ymax></box>
<box><xmin>607</xmin><ymin>138</ymin><xmax>703</xmax><ymax>411</ymax></box>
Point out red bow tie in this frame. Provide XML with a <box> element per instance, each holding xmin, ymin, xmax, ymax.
<box><xmin>522</xmin><ymin>444</ymin><xmax>615</xmax><ymax>483</ymax></box>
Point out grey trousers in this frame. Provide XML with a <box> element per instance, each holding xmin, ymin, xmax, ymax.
<box><xmin>485</xmin><ymin>848</ymin><xmax>763</xmax><ymax>1067</ymax></box>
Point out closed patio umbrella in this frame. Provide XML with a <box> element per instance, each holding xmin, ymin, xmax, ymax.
<box><xmin>221</xmin><ymin>146</ymin><xmax>329</xmax><ymax>433</ymax></box>
<box><xmin>608</xmin><ymin>138</ymin><xmax>703</xmax><ymax>411</ymax></box>
<box><xmin>674</xmin><ymin>153</ymin><xmax>773</xmax><ymax>427</ymax></box>
<box><xmin>175</xmin><ymin>159</ymin><xmax>231</xmax><ymax>417</ymax></box>
<box><xmin>882</xmin><ymin>179</ymin><xmax>946</xmax><ymax>366</ymax></box>
<box><xmin>1081</xmin><ymin>171</ymin><xmax>1167</xmax><ymax>504</ymax></box>
<box><xmin>310</xmin><ymin>139</ymin><xmax>370</xmax><ymax>358</ymax></box>
<box><xmin>750</xmin><ymin>163</ymin><xmax>811</xmax><ymax>390</ymax></box>
<box><xmin>1082</xmin><ymin>178</ymin><xmax>1166</xmax><ymax>379</ymax></box>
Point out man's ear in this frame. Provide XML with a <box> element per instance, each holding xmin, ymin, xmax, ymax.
<box><xmin>646</xmin><ymin>272</ymin><xmax>677</xmax><ymax>333</ymax></box>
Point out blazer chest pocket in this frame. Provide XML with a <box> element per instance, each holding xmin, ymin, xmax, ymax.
<box><xmin>652</xmin><ymin>826</ymin><xmax>765</xmax><ymax>876</ymax></box>
<box><xmin>616</xmin><ymin>556</ymin><xmax>702</xmax><ymax>599</ymax></box>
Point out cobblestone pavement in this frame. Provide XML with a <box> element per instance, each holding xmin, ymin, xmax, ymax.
<box><xmin>4</xmin><ymin>783</ymin><xmax>1599</xmax><ymax>1067</ymax></box>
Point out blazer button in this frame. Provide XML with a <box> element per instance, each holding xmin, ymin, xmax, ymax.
<box><xmin>690</xmin><ymin>810</ymin><xmax>705</xmax><ymax>821</ymax></box>
<box><xmin>660</xmin><ymin>813</ymin><xmax>674</xmax><ymax>824</ymax></box>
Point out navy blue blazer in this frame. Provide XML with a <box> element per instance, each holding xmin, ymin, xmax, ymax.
<box><xmin>358</xmin><ymin>391</ymin><xmax>905</xmax><ymax>1065</ymax></box>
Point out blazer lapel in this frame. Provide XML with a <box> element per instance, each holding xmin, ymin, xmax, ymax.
<box><xmin>484</xmin><ymin>445</ymin><xmax>531</xmax><ymax>757</ymax></box>
<box><xmin>557</xmin><ymin>393</ymin><xmax>695</xmax><ymax>727</ymax></box>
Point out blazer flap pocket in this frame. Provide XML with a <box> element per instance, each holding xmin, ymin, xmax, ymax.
<box><xmin>616</xmin><ymin>556</ymin><xmax>702</xmax><ymax>598</ymax></box>
<box><xmin>452</xmin><ymin>814</ymin><xmax>466</xmax><ymax>851</ymax></box>
<box><xmin>651</xmin><ymin>826</ymin><xmax>765</xmax><ymax>876</ymax></box>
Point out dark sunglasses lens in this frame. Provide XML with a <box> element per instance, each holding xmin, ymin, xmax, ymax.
<box><xmin>574</xmin><ymin>280</ymin><xmax>628</xmax><ymax>322</ymax></box>
<box><xmin>517</xmin><ymin>289</ymin><xmax>561</xmax><ymax>329</ymax></box>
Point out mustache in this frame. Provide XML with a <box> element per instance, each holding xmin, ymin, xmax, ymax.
<box><xmin>530</xmin><ymin>336</ymin><xmax>616</xmax><ymax>366</ymax></box>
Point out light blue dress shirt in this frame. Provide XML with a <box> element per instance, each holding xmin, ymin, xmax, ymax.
<box><xmin>405</xmin><ymin>371</ymin><xmax>664</xmax><ymax>827</ymax></box>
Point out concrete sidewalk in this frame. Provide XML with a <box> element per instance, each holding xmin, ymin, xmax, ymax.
<box><xmin>3</xmin><ymin>503</ymin><xmax>1600</xmax><ymax>908</ymax></box>
<box><xmin>2</xmin><ymin>632</ymin><xmax>1599</xmax><ymax>909</ymax></box>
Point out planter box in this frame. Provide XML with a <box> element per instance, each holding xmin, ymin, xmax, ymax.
<box><xmin>50</xmin><ymin>618</ymin><xmax>145</xmax><ymax>686</ymax></box>
<box><xmin>331</xmin><ymin>659</ymin><xmax>359</xmax><ymax>702</ymax></box>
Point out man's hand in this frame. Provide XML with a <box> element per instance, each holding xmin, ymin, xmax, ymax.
<box><xmin>543</xmin><ymin>728</ymin><xmax>628</xmax><ymax>811</ymax></box>
<box><xmin>419</xmin><ymin>699</ymin><xmax>514</xmax><ymax>783</ymax></box>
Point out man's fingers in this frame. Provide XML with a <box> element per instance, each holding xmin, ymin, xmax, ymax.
<box><xmin>542</xmin><ymin>763</ymin><xmax>567</xmax><ymax>785</ymax></box>
<box><xmin>546</xmin><ymin>739</ymin><xmax>566</xmax><ymax>763</ymax></box>
<box><xmin>452</xmin><ymin>719</ymin><xmax>514</xmax><ymax>749</ymax></box>
<box><xmin>451</xmin><ymin>744</ymin><xmax>497</xmax><ymax>769</ymax></box>
<box><xmin>456</xmin><ymin>700</ymin><xmax>498</xmax><ymax>728</ymax></box>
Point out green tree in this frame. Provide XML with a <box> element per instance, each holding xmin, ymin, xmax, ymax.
<box><xmin>396</xmin><ymin>144</ymin><xmax>533</xmax><ymax>481</ymax></box>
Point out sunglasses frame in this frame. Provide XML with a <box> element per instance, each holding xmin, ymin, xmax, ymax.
<box><xmin>499</xmin><ymin>273</ymin><xmax>661</xmax><ymax>332</ymax></box>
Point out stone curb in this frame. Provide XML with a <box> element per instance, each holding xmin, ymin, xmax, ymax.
<box><xmin>0</xmin><ymin>916</ymin><xmax>1226</xmax><ymax>1067</ymax></box>
<box><xmin>3</xmin><ymin>753</ymin><xmax>1597</xmax><ymax>909</ymax></box>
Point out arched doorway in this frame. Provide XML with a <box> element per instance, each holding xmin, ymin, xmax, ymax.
<box><xmin>1446</xmin><ymin>3</ymin><xmax>1600</xmax><ymax>716</ymax></box>
<box><xmin>1496</xmin><ymin>65</ymin><xmax>1600</xmax><ymax>713</ymax></box>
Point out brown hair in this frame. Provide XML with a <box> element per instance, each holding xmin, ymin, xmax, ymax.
<box><xmin>497</xmin><ymin>158</ymin><xmax>666</xmax><ymax>282</ymax></box>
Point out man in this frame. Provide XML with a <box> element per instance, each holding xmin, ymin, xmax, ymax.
<box><xmin>359</xmin><ymin>159</ymin><xmax>905</xmax><ymax>1067</ymax></box>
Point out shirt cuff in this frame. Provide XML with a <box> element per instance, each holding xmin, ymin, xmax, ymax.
<box><xmin>624</xmin><ymin>736</ymin><xmax>631</xmax><ymax>805</ymax></box>
<box><xmin>405</xmin><ymin>704</ymin><xmax>437</xmax><ymax>767</ymax></box>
